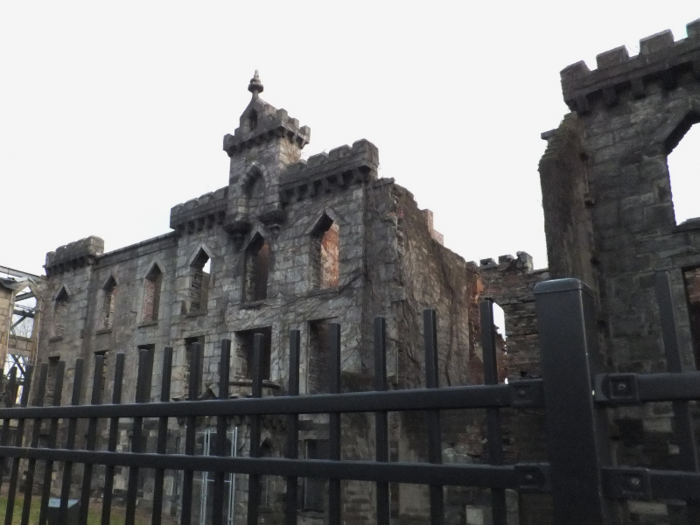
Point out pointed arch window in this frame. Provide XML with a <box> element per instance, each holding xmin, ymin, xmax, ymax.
<box><xmin>244</xmin><ymin>234</ymin><xmax>269</xmax><ymax>302</ymax></box>
<box><xmin>143</xmin><ymin>265</ymin><xmax>163</xmax><ymax>323</ymax></box>
<box><xmin>311</xmin><ymin>215</ymin><xmax>339</xmax><ymax>289</ymax></box>
<box><xmin>190</xmin><ymin>250</ymin><xmax>211</xmax><ymax>314</ymax></box>
<box><xmin>668</xmin><ymin>122</ymin><xmax>700</xmax><ymax>225</ymax></box>
<box><xmin>52</xmin><ymin>288</ymin><xmax>69</xmax><ymax>339</ymax></box>
<box><xmin>101</xmin><ymin>277</ymin><xmax>117</xmax><ymax>330</ymax></box>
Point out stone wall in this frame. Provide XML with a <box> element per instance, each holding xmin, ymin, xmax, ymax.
<box><xmin>32</xmin><ymin>75</ymin><xmax>486</xmax><ymax>524</ymax></box>
<box><xmin>543</xmin><ymin>19</ymin><xmax>700</xmax><ymax>522</ymax></box>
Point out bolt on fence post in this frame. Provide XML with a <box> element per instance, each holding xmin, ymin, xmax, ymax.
<box><xmin>534</xmin><ymin>278</ymin><xmax>614</xmax><ymax>525</ymax></box>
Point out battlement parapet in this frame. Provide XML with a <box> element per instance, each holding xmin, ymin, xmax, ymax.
<box><xmin>479</xmin><ymin>251</ymin><xmax>534</xmax><ymax>273</ymax></box>
<box><xmin>280</xmin><ymin>139</ymin><xmax>379</xmax><ymax>205</ymax></box>
<box><xmin>45</xmin><ymin>236</ymin><xmax>104</xmax><ymax>275</ymax></box>
<box><xmin>170</xmin><ymin>187</ymin><xmax>228</xmax><ymax>233</ymax></box>
<box><xmin>561</xmin><ymin>19</ymin><xmax>700</xmax><ymax>113</ymax></box>
<box><xmin>223</xmin><ymin>107</ymin><xmax>311</xmax><ymax>156</ymax></box>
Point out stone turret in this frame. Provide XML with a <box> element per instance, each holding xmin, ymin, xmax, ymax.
<box><xmin>224</xmin><ymin>71</ymin><xmax>312</xmax><ymax>239</ymax></box>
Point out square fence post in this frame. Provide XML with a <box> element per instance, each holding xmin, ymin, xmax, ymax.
<box><xmin>535</xmin><ymin>278</ymin><xmax>614</xmax><ymax>525</ymax></box>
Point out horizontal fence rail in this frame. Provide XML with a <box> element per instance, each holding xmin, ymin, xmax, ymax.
<box><xmin>1</xmin><ymin>273</ymin><xmax>699</xmax><ymax>524</ymax></box>
<box><xmin>0</xmin><ymin>309</ymin><xmax>542</xmax><ymax>525</ymax></box>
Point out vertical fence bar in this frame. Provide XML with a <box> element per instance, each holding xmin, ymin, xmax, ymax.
<box><xmin>247</xmin><ymin>334</ymin><xmax>264</xmax><ymax>525</ymax></box>
<box><xmin>21</xmin><ymin>363</ymin><xmax>48</xmax><ymax>525</ymax></box>
<box><xmin>374</xmin><ymin>317</ymin><xmax>390</xmax><ymax>525</ymax></box>
<box><xmin>126</xmin><ymin>349</ymin><xmax>153</xmax><ymax>525</ymax></box>
<box><xmin>423</xmin><ymin>310</ymin><xmax>444</xmax><ymax>525</ymax></box>
<box><xmin>480</xmin><ymin>300</ymin><xmax>507</xmax><ymax>525</ymax></box>
<box><xmin>212</xmin><ymin>340</ymin><xmax>231</xmax><ymax>525</ymax></box>
<box><xmin>152</xmin><ymin>347</ymin><xmax>173</xmax><ymax>525</ymax></box>
<box><xmin>5</xmin><ymin>365</ymin><xmax>33</xmax><ymax>525</ymax></box>
<box><xmin>328</xmin><ymin>323</ymin><xmax>342</xmax><ymax>525</ymax></box>
<box><xmin>286</xmin><ymin>330</ymin><xmax>301</xmax><ymax>525</ymax></box>
<box><xmin>181</xmin><ymin>342</ymin><xmax>202</xmax><ymax>525</ymax></box>
<box><xmin>59</xmin><ymin>359</ymin><xmax>84</xmax><ymax>524</ymax></box>
<box><xmin>655</xmin><ymin>271</ymin><xmax>700</xmax><ymax>522</ymax></box>
<box><xmin>535</xmin><ymin>278</ymin><xmax>613</xmax><ymax>524</ymax></box>
<box><xmin>101</xmin><ymin>353</ymin><xmax>125</xmax><ymax>525</ymax></box>
<box><xmin>78</xmin><ymin>355</ymin><xmax>105</xmax><ymax>525</ymax></box>
<box><xmin>38</xmin><ymin>361</ymin><xmax>64</xmax><ymax>525</ymax></box>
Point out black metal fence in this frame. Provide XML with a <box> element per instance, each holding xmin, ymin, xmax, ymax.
<box><xmin>0</xmin><ymin>275</ymin><xmax>697</xmax><ymax>524</ymax></box>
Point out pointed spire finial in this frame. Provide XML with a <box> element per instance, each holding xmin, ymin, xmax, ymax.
<box><xmin>248</xmin><ymin>70</ymin><xmax>264</xmax><ymax>98</ymax></box>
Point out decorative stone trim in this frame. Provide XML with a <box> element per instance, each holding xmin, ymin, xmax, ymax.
<box><xmin>170</xmin><ymin>187</ymin><xmax>228</xmax><ymax>234</ymax></box>
<box><xmin>561</xmin><ymin>20</ymin><xmax>700</xmax><ymax>113</ymax></box>
<box><xmin>45</xmin><ymin>236</ymin><xmax>104</xmax><ymax>276</ymax></box>
<box><xmin>280</xmin><ymin>140</ymin><xmax>379</xmax><ymax>205</ymax></box>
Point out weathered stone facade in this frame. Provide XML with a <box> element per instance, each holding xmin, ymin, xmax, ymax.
<box><xmin>538</xmin><ymin>19</ymin><xmax>700</xmax><ymax>524</ymax></box>
<box><xmin>33</xmin><ymin>73</ymin><xmax>491</xmax><ymax>524</ymax></box>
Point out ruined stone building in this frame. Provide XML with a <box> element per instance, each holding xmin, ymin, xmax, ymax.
<box><xmin>33</xmin><ymin>72</ymin><xmax>489</xmax><ymax>523</ymax></box>
<box><xmin>19</xmin><ymin>17</ymin><xmax>700</xmax><ymax>524</ymax></box>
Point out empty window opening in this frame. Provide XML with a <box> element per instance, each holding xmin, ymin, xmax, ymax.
<box><xmin>53</xmin><ymin>288</ymin><xmax>69</xmax><ymax>339</ymax></box>
<box><xmin>490</xmin><ymin>302</ymin><xmax>508</xmax><ymax>383</ymax></box>
<box><xmin>45</xmin><ymin>356</ymin><xmax>61</xmax><ymax>406</ymax></box>
<box><xmin>302</xmin><ymin>440</ymin><xmax>328</xmax><ymax>512</ymax></box>
<box><xmin>10</xmin><ymin>285</ymin><xmax>35</xmax><ymax>339</ymax></box>
<box><xmin>185</xmin><ymin>337</ymin><xmax>205</xmax><ymax>398</ymax></box>
<box><xmin>244</xmin><ymin>235</ymin><xmax>269</xmax><ymax>302</ymax></box>
<box><xmin>102</xmin><ymin>277</ymin><xmax>117</xmax><ymax>330</ymax></box>
<box><xmin>684</xmin><ymin>268</ymin><xmax>700</xmax><ymax>368</ymax></box>
<box><xmin>190</xmin><ymin>251</ymin><xmax>211</xmax><ymax>313</ymax></box>
<box><xmin>308</xmin><ymin>320</ymin><xmax>332</xmax><ymax>394</ymax></box>
<box><xmin>235</xmin><ymin>327</ymin><xmax>271</xmax><ymax>381</ymax></box>
<box><xmin>143</xmin><ymin>265</ymin><xmax>163</xmax><ymax>322</ymax></box>
<box><xmin>312</xmin><ymin>216</ymin><xmax>339</xmax><ymax>289</ymax></box>
<box><xmin>668</xmin><ymin>123</ymin><xmax>700</xmax><ymax>225</ymax></box>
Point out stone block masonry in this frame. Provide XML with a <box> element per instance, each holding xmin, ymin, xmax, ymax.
<box><xmin>32</xmin><ymin>72</ymin><xmax>493</xmax><ymax>525</ymax></box>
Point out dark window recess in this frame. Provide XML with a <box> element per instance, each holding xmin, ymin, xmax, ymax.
<box><xmin>302</xmin><ymin>440</ymin><xmax>328</xmax><ymax>512</ymax></box>
<box><xmin>45</xmin><ymin>357</ymin><xmax>60</xmax><ymax>406</ymax></box>
<box><xmin>190</xmin><ymin>251</ymin><xmax>210</xmax><ymax>313</ymax></box>
<box><xmin>143</xmin><ymin>265</ymin><xmax>163</xmax><ymax>322</ymax></box>
<box><xmin>244</xmin><ymin>235</ymin><xmax>269</xmax><ymax>302</ymax></box>
<box><xmin>185</xmin><ymin>337</ymin><xmax>205</xmax><ymax>398</ymax></box>
<box><xmin>308</xmin><ymin>320</ymin><xmax>331</xmax><ymax>394</ymax></box>
<box><xmin>137</xmin><ymin>345</ymin><xmax>155</xmax><ymax>398</ymax></box>
<box><xmin>235</xmin><ymin>327</ymin><xmax>271</xmax><ymax>380</ymax></box>
<box><xmin>311</xmin><ymin>215</ymin><xmax>339</xmax><ymax>289</ymax></box>
<box><xmin>102</xmin><ymin>277</ymin><xmax>117</xmax><ymax>329</ymax></box>
<box><xmin>53</xmin><ymin>289</ymin><xmax>68</xmax><ymax>339</ymax></box>
<box><xmin>683</xmin><ymin>267</ymin><xmax>700</xmax><ymax>368</ymax></box>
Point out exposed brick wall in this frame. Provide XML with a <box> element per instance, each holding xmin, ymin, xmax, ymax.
<box><xmin>101</xmin><ymin>278</ymin><xmax>116</xmax><ymax>329</ymax></box>
<box><xmin>142</xmin><ymin>267</ymin><xmax>162</xmax><ymax>322</ymax></box>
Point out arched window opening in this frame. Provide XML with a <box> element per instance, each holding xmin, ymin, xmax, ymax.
<box><xmin>244</xmin><ymin>235</ymin><xmax>269</xmax><ymax>302</ymax></box>
<box><xmin>53</xmin><ymin>288</ymin><xmax>69</xmax><ymax>339</ymax></box>
<box><xmin>312</xmin><ymin>215</ymin><xmax>339</xmax><ymax>289</ymax></box>
<box><xmin>101</xmin><ymin>277</ymin><xmax>117</xmax><ymax>330</ymax></box>
<box><xmin>668</xmin><ymin>123</ymin><xmax>700</xmax><ymax>225</ymax></box>
<box><xmin>190</xmin><ymin>251</ymin><xmax>211</xmax><ymax>314</ymax></box>
<box><xmin>143</xmin><ymin>265</ymin><xmax>163</xmax><ymax>323</ymax></box>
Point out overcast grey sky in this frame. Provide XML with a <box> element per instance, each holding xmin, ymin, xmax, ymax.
<box><xmin>1</xmin><ymin>2</ymin><xmax>699</xmax><ymax>276</ymax></box>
